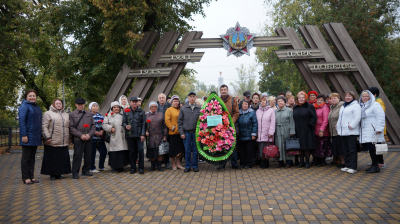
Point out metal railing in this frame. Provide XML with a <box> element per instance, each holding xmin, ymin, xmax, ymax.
<box><xmin>0</xmin><ymin>126</ymin><xmax>20</xmax><ymax>151</ymax></box>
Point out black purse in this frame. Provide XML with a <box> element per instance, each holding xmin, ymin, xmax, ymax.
<box><xmin>285</xmin><ymin>136</ymin><xmax>301</xmax><ymax>151</ymax></box>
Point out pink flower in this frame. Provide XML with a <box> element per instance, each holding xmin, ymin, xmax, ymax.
<box><xmin>213</xmin><ymin>100</ymin><xmax>219</xmax><ymax>105</ymax></box>
<box><xmin>199</xmin><ymin>123</ymin><xmax>208</xmax><ymax>130</ymax></box>
<box><xmin>200</xmin><ymin>109</ymin><xmax>206</xmax><ymax>113</ymax></box>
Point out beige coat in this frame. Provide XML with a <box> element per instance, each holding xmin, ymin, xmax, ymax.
<box><xmin>102</xmin><ymin>111</ymin><xmax>128</xmax><ymax>152</ymax></box>
<box><xmin>42</xmin><ymin>105</ymin><xmax>69</xmax><ymax>147</ymax></box>
<box><xmin>328</xmin><ymin>101</ymin><xmax>344</xmax><ymax>137</ymax></box>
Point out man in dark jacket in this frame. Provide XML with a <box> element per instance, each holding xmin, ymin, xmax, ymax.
<box><xmin>178</xmin><ymin>92</ymin><xmax>201</xmax><ymax>172</ymax></box>
<box><xmin>123</xmin><ymin>97</ymin><xmax>146</xmax><ymax>174</ymax></box>
<box><xmin>157</xmin><ymin>93</ymin><xmax>172</xmax><ymax>168</ymax></box>
<box><xmin>238</xmin><ymin>91</ymin><xmax>252</xmax><ymax>110</ymax></box>
<box><xmin>218</xmin><ymin>84</ymin><xmax>242</xmax><ymax>170</ymax></box>
<box><xmin>69</xmin><ymin>98</ymin><xmax>96</xmax><ymax>179</ymax></box>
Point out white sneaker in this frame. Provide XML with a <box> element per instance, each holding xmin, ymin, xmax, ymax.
<box><xmin>379</xmin><ymin>164</ymin><xmax>386</xmax><ymax>168</ymax></box>
<box><xmin>98</xmin><ymin>168</ymin><xmax>109</xmax><ymax>171</ymax></box>
<box><xmin>91</xmin><ymin>169</ymin><xmax>100</xmax><ymax>173</ymax></box>
<box><xmin>341</xmin><ymin>167</ymin><xmax>349</xmax><ymax>171</ymax></box>
<box><xmin>326</xmin><ymin>157</ymin><xmax>332</xmax><ymax>161</ymax></box>
<box><xmin>347</xmin><ymin>169</ymin><xmax>357</xmax><ymax>174</ymax></box>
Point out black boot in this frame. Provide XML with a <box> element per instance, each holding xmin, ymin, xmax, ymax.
<box><xmin>157</xmin><ymin>161</ymin><xmax>163</xmax><ymax>171</ymax></box>
<box><xmin>366</xmin><ymin>166</ymin><xmax>380</xmax><ymax>173</ymax></box>
<box><xmin>150</xmin><ymin>161</ymin><xmax>155</xmax><ymax>171</ymax></box>
<box><xmin>365</xmin><ymin>166</ymin><xmax>373</xmax><ymax>171</ymax></box>
<box><xmin>265</xmin><ymin>160</ymin><xmax>269</xmax><ymax>168</ymax></box>
<box><xmin>260</xmin><ymin>160</ymin><xmax>265</xmax><ymax>169</ymax></box>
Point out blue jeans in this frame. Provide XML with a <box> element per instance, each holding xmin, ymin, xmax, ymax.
<box><xmin>231</xmin><ymin>147</ymin><xmax>239</xmax><ymax>167</ymax></box>
<box><xmin>91</xmin><ymin>140</ymin><xmax>107</xmax><ymax>170</ymax></box>
<box><xmin>183</xmin><ymin>133</ymin><xmax>198</xmax><ymax>169</ymax></box>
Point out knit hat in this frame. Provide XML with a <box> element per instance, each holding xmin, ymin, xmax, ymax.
<box><xmin>308</xmin><ymin>91</ymin><xmax>318</xmax><ymax>97</ymax></box>
<box><xmin>171</xmin><ymin>95</ymin><xmax>180</xmax><ymax>102</ymax></box>
<box><xmin>89</xmin><ymin>102</ymin><xmax>98</xmax><ymax>110</ymax></box>
<box><xmin>148</xmin><ymin>101</ymin><xmax>158</xmax><ymax>109</ymax></box>
<box><xmin>110</xmin><ymin>101</ymin><xmax>119</xmax><ymax>108</ymax></box>
<box><xmin>261</xmin><ymin>92</ymin><xmax>268</xmax><ymax>98</ymax></box>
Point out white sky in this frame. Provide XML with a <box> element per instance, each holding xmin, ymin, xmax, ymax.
<box><xmin>186</xmin><ymin>0</ymin><xmax>271</xmax><ymax>89</ymax></box>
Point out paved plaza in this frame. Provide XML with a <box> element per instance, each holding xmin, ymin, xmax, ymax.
<box><xmin>1</xmin><ymin>151</ymin><xmax>400</xmax><ymax>224</ymax></box>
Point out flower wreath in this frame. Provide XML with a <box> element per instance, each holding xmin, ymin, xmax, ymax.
<box><xmin>196</xmin><ymin>92</ymin><xmax>236</xmax><ymax>165</ymax></box>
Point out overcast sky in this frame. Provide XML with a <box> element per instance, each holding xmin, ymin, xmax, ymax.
<box><xmin>186</xmin><ymin>0</ymin><xmax>271</xmax><ymax>89</ymax></box>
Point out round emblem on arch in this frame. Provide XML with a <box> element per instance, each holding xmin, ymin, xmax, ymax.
<box><xmin>229</xmin><ymin>32</ymin><xmax>248</xmax><ymax>50</ymax></box>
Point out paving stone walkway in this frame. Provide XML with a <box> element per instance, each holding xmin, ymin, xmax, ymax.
<box><xmin>0</xmin><ymin>151</ymin><xmax>400</xmax><ymax>224</ymax></box>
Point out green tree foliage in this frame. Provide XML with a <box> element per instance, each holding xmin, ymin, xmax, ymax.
<box><xmin>230</xmin><ymin>64</ymin><xmax>259</xmax><ymax>95</ymax></box>
<box><xmin>0</xmin><ymin>0</ymin><xmax>212</xmax><ymax>115</ymax></box>
<box><xmin>257</xmin><ymin>0</ymin><xmax>400</xmax><ymax>113</ymax></box>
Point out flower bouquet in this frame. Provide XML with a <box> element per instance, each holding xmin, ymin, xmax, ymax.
<box><xmin>196</xmin><ymin>92</ymin><xmax>236</xmax><ymax>166</ymax></box>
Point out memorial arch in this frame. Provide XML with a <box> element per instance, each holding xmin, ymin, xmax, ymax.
<box><xmin>100</xmin><ymin>22</ymin><xmax>400</xmax><ymax>145</ymax></box>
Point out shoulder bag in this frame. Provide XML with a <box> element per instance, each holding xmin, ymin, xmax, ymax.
<box><xmin>285</xmin><ymin>136</ymin><xmax>301</xmax><ymax>151</ymax></box>
<box><xmin>262</xmin><ymin>138</ymin><xmax>280</xmax><ymax>159</ymax></box>
<box><xmin>159</xmin><ymin>140</ymin><xmax>170</xmax><ymax>156</ymax></box>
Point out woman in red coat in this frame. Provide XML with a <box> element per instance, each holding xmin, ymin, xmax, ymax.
<box><xmin>313</xmin><ymin>94</ymin><xmax>331</xmax><ymax>166</ymax></box>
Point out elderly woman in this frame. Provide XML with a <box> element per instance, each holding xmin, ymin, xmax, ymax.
<box><xmin>89</xmin><ymin>102</ymin><xmax>107</xmax><ymax>173</ymax></box>
<box><xmin>275</xmin><ymin>96</ymin><xmax>296</xmax><ymax>168</ymax></box>
<box><xmin>119</xmin><ymin>95</ymin><xmax>129</xmax><ymax>109</ymax></box>
<box><xmin>308</xmin><ymin>91</ymin><xmax>318</xmax><ymax>104</ymax></box>
<box><xmin>19</xmin><ymin>89</ymin><xmax>42</xmax><ymax>184</ymax></box>
<box><xmin>328</xmin><ymin>93</ymin><xmax>345</xmax><ymax>168</ymax></box>
<box><xmin>165</xmin><ymin>96</ymin><xmax>185</xmax><ymax>170</ymax></box>
<box><xmin>359</xmin><ymin>90</ymin><xmax>385</xmax><ymax>173</ymax></box>
<box><xmin>102</xmin><ymin>102</ymin><xmax>129</xmax><ymax>172</ymax></box>
<box><xmin>261</xmin><ymin>92</ymin><xmax>268</xmax><ymax>100</ymax></box>
<box><xmin>251</xmin><ymin>92</ymin><xmax>261</xmax><ymax>111</ymax></box>
<box><xmin>286</xmin><ymin>95</ymin><xmax>295</xmax><ymax>110</ymax></box>
<box><xmin>238</xmin><ymin>100</ymin><xmax>258</xmax><ymax>168</ymax></box>
<box><xmin>268</xmin><ymin>96</ymin><xmax>278</xmax><ymax>110</ymax></box>
<box><xmin>146</xmin><ymin>101</ymin><xmax>168</xmax><ymax>171</ymax></box>
<box><xmin>256</xmin><ymin>97</ymin><xmax>275</xmax><ymax>168</ymax></box>
<box><xmin>313</xmin><ymin>94</ymin><xmax>331</xmax><ymax>167</ymax></box>
<box><xmin>337</xmin><ymin>91</ymin><xmax>361</xmax><ymax>174</ymax></box>
<box><xmin>41</xmin><ymin>99</ymin><xmax>71</xmax><ymax>180</ymax></box>
<box><xmin>293</xmin><ymin>91</ymin><xmax>317</xmax><ymax>168</ymax></box>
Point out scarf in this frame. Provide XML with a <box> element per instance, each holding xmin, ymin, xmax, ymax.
<box><xmin>251</xmin><ymin>102</ymin><xmax>260</xmax><ymax>110</ymax></box>
<box><xmin>296</xmin><ymin>102</ymin><xmax>305</xmax><ymax>106</ymax></box>
<box><xmin>221</xmin><ymin>94</ymin><xmax>229</xmax><ymax>102</ymax></box>
<box><xmin>308</xmin><ymin>99</ymin><xmax>317</xmax><ymax>104</ymax></box>
<box><xmin>313</xmin><ymin>102</ymin><xmax>325</xmax><ymax>109</ymax></box>
<box><xmin>343</xmin><ymin>99</ymin><xmax>355</xmax><ymax>107</ymax></box>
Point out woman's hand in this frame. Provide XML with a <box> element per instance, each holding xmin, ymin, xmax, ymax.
<box><xmin>377</xmin><ymin>131</ymin><xmax>382</xmax><ymax>135</ymax></box>
<box><xmin>348</xmin><ymin>124</ymin><xmax>353</xmax><ymax>130</ymax></box>
<box><xmin>45</xmin><ymin>139</ymin><xmax>52</xmax><ymax>144</ymax></box>
<box><xmin>268</xmin><ymin>135</ymin><xmax>273</xmax><ymax>139</ymax></box>
<box><xmin>146</xmin><ymin>131</ymin><xmax>149</xmax><ymax>136</ymax></box>
<box><xmin>111</xmin><ymin>128</ymin><xmax>116</xmax><ymax>133</ymax></box>
<box><xmin>252</xmin><ymin>136</ymin><xmax>256</xmax><ymax>140</ymax></box>
<box><xmin>22</xmin><ymin>136</ymin><xmax>28</xmax><ymax>143</ymax></box>
<box><xmin>126</xmin><ymin>125</ymin><xmax>131</xmax><ymax>130</ymax></box>
<box><xmin>319</xmin><ymin>130</ymin><xmax>324</xmax><ymax>137</ymax></box>
<box><xmin>171</xmin><ymin>126</ymin><xmax>176</xmax><ymax>131</ymax></box>
<box><xmin>290</xmin><ymin>134</ymin><xmax>294</xmax><ymax>137</ymax></box>
<box><xmin>140</xmin><ymin>136</ymin><xmax>145</xmax><ymax>142</ymax></box>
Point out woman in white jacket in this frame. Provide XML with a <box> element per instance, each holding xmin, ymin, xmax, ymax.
<box><xmin>336</xmin><ymin>91</ymin><xmax>361</xmax><ymax>174</ymax></box>
<box><xmin>359</xmin><ymin>90</ymin><xmax>385</xmax><ymax>173</ymax></box>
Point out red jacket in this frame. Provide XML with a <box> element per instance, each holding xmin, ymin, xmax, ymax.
<box><xmin>314</xmin><ymin>104</ymin><xmax>330</xmax><ymax>136</ymax></box>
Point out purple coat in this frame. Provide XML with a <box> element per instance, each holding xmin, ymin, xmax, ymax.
<box><xmin>256</xmin><ymin>106</ymin><xmax>276</xmax><ymax>142</ymax></box>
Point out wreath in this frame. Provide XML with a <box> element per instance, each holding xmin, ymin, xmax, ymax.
<box><xmin>196</xmin><ymin>92</ymin><xmax>236</xmax><ymax>166</ymax></box>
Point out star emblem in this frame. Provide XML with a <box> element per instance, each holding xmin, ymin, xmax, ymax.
<box><xmin>220</xmin><ymin>22</ymin><xmax>256</xmax><ymax>57</ymax></box>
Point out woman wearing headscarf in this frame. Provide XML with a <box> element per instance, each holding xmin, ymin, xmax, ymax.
<box><xmin>275</xmin><ymin>96</ymin><xmax>296</xmax><ymax>168</ymax></box>
<box><xmin>146</xmin><ymin>101</ymin><xmax>168</xmax><ymax>171</ymax></box>
<box><xmin>41</xmin><ymin>99</ymin><xmax>71</xmax><ymax>180</ymax></box>
<box><xmin>328</xmin><ymin>93</ymin><xmax>345</xmax><ymax>168</ymax></box>
<box><xmin>165</xmin><ymin>95</ymin><xmax>185</xmax><ymax>170</ymax></box>
<box><xmin>256</xmin><ymin>97</ymin><xmax>275</xmax><ymax>168</ymax></box>
<box><xmin>89</xmin><ymin>102</ymin><xmax>107</xmax><ymax>173</ymax></box>
<box><xmin>308</xmin><ymin>91</ymin><xmax>318</xmax><ymax>104</ymax></box>
<box><xmin>337</xmin><ymin>91</ymin><xmax>361</xmax><ymax>174</ymax></box>
<box><xmin>251</xmin><ymin>92</ymin><xmax>260</xmax><ymax>111</ymax></box>
<box><xmin>238</xmin><ymin>100</ymin><xmax>258</xmax><ymax>168</ymax></box>
<box><xmin>293</xmin><ymin>91</ymin><xmax>317</xmax><ymax>168</ymax></box>
<box><xmin>119</xmin><ymin>95</ymin><xmax>129</xmax><ymax>109</ymax></box>
<box><xmin>19</xmin><ymin>89</ymin><xmax>42</xmax><ymax>184</ymax></box>
<box><xmin>102</xmin><ymin>102</ymin><xmax>129</xmax><ymax>172</ymax></box>
<box><xmin>313</xmin><ymin>94</ymin><xmax>331</xmax><ymax>166</ymax></box>
<box><xmin>359</xmin><ymin>90</ymin><xmax>385</xmax><ymax>173</ymax></box>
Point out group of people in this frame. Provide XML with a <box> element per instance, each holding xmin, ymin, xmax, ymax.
<box><xmin>18</xmin><ymin>84</ymin><xmax>386</xmax><ymax>184</ymax></box>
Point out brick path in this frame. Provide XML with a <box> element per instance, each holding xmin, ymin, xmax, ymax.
<box><xmin>0</xmin><ymin>151</ymin><xmax>400</xmax><ymax>224</ymax></box>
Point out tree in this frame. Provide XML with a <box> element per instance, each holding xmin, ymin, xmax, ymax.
<box><xmin>230</xmin><ymin>64</ymin><xmax>259</xmax><ymax>95</ymax></box>
<box><xmin>0</xmin><ymin>0</ymin><xmax>213</xmax><ymax>114</ymax></box>
<box><xmin>258</xmin><ymin>0</ymin><xmax>400</xmax><ymax>113</ymax></box>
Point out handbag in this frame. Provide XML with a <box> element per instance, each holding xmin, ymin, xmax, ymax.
<box><xmin>104</xmin><ymin>133</ymin><xmax>111</xmax><ymax>143</ymax></box>
<box><xmin>262</xmin><ymin>138</ymin><xmax>280</xmax><ymax>159</ymax></box>
<box><xmin>373</xmin><ymin>134</ymin><xmax>388</xmax><ymax>155</ymax></box>
<box><xmin>159</xmin><ymin>140</ymin><xmax>170</xmax><ymax>156</ymax></box>
<box><xmin>285</xmin><ymin>136</ymin><xmax>301</xmax><ymax>151</ymax></box>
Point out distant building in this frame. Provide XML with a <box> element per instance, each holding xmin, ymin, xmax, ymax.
<box><xmin>218</xmin><ymin>72</ymin><xmax>223</xmax><ymax>96</ymax></box>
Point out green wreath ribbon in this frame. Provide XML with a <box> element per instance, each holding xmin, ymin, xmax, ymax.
<box><xmin>196</xmin><ymin>93</ymin><xmax>236</xmax><ymax>165</ymax></box>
